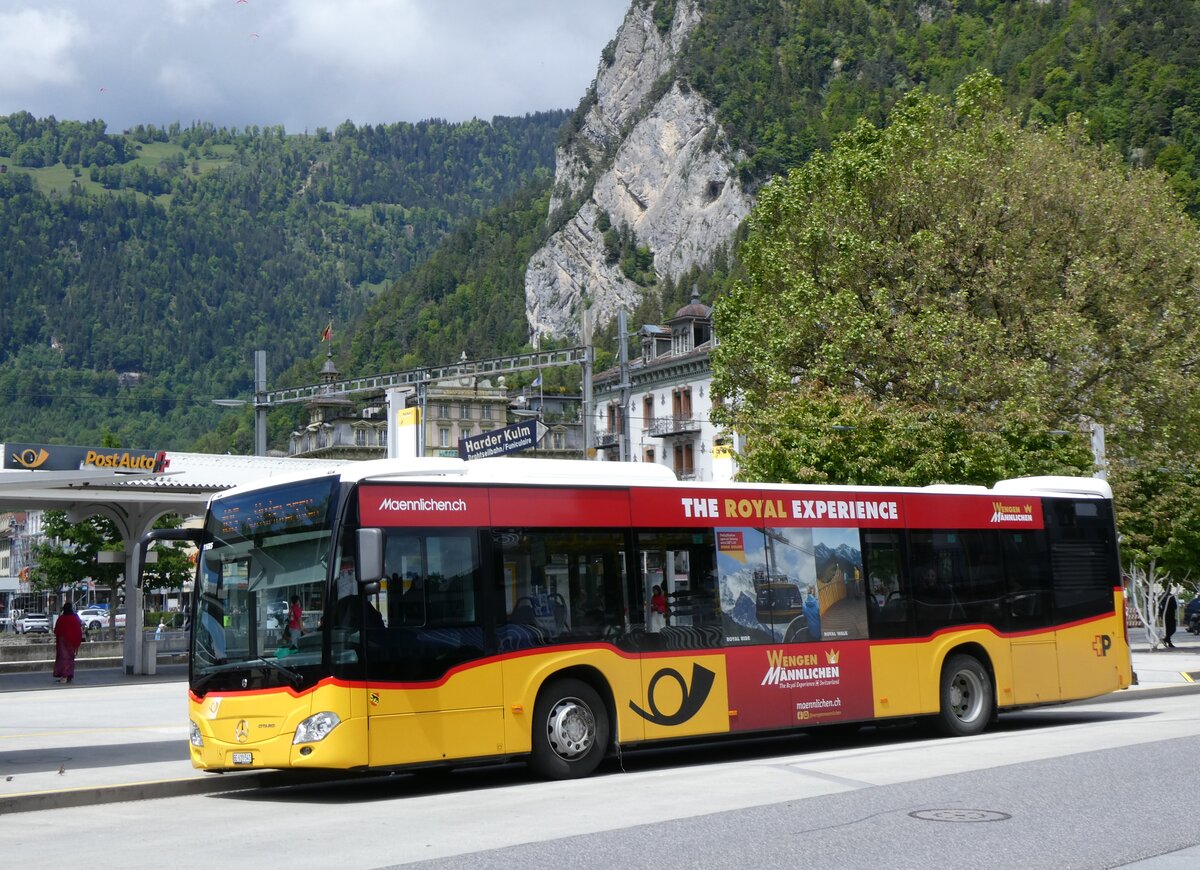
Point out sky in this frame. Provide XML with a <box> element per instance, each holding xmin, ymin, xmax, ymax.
<box><xmin>0</xmin><ymin>0</ymin><xmax>631</xmax><ymax>134</ymax></box>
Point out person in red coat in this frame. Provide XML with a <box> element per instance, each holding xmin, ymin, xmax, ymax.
<box><xmin>53</xmin><ymin>602</ymin><xmax>84</xmax><ymax>684</ymax></box>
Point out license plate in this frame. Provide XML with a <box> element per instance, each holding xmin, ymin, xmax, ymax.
<box><xmin>231</xmin><ymin>752</ymin><xmax>253</xmax><ymax>766</ymax></box>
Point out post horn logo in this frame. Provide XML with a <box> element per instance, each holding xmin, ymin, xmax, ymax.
<box><xmin>235</xmin><ymin>720</ymin><xmax>249</xmax><ymax>743</ymax></box>
<box><xmin>629</xmin><ymin>663</ymin><xmax>716</xmax><ymax>726</ymax></box>
<box><xmin>11</xmin><ymin>448</ymin><xmax>50</xmax><ymax>469</ymax></box>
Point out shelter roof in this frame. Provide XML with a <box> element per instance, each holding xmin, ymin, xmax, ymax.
<box><xmin>0</xmin><ymin>453</ymin><xmax>349</xmax><ymax>516</ymax></box>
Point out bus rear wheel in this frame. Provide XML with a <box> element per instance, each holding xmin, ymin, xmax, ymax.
<box><xmin>529</xmin><ymin>678</ymin><xmax>609</xmax><ymax>780</ymax></box>
<box><xmin>936</xmin><ymin>654</ymin><xmax>993</xmax><ymax>737</ymax></box>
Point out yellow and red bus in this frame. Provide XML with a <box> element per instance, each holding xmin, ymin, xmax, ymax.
<box><xmin>151</xmin><ymin>457</ymin><xmax>1132</xmax><ymax>780</ymax></box>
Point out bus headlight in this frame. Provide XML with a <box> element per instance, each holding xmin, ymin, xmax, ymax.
<box><xmin>293</xmin><ymin>711</ymin><xmax>341</xmax><ymax>744</ymax></box>
<box><xmin>189</xmin><ymin>720</ymin><xmax>204</xmax><ymax>747</ymax></box>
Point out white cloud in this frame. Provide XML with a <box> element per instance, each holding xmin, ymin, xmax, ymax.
<box><xmin>156</xmin><ymin>62</ymin><xmax>222</xmax><ymax>110</ymax></box>
<box><xmin>284</xmin><ymin>0</ymin><xmax>427</xmax><ymax>74</ymax></box>
<box><xmin>0</xmin><ymin>9</ymin><xmax>83</xmax><ymax>91</ymax></box>
<box><xmin>0</xmin><ymin>0</ymin><xmax>630</xmax><ymax>132</ymax></box>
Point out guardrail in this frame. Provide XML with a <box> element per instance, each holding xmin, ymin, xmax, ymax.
<box><xmin>0</xmin><ymin>632</ymin><xmax>189</xmax><ymax>674</ymax></box>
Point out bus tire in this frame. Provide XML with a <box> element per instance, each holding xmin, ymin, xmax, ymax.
<box><xmin>936</xmin><ymin>654</ymin><xmax>993</xmax><ymax>737</ymax></box>
<box><xmin>529</xmin><ymin>678</ymin><xmax>609</xmax><ymax>780</ymax></box>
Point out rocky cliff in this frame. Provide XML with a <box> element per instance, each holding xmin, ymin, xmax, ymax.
<box><xmin>524</xmin><ymin>0</ymin><xmax>753</xmax><ymax>343</ymax></box>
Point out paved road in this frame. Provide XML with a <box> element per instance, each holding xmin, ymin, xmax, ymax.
<box><xmin>5</xmin><ymin>690</ymin><xmax>1200</xmax><ymax>868</ymax></box>
<box><xmin>2</xmin><ymin>635</ymin><xmax>1197</xmax><ymax>812</ymax></box>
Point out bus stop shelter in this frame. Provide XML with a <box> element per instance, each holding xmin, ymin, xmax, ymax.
<box><xmin>0</xmin><ymin>451</ymin><xmax>346</xmax><ymax>673</ymax></box>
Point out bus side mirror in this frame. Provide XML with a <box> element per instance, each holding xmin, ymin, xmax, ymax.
<box><xmin>357</xmin><ymin>528</ymin><xmax>384</xmax><ymax>586</ymax></box>
<box><xmin>138</xmin><ymin>527</ymin><xmax>207</xmax><ymax>588</ymax></box>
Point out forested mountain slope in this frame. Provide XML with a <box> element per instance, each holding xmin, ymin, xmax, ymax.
<box><xmin>0</xmin><ymin>111</ymin><xmax>565</xmax><ymax>449</ymax></box>
<box><xmin>524</xmin><ymin>0</ymin><xmax>1200</xmax><ymax>342</ymax></box>
<box><xmin>5</xmin><ymin>0</ymin><xmax>1200</xmax><ymax>454</ymax></box>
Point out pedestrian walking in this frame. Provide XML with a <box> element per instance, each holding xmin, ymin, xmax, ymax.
<box><xmin>1160</xmin><ymin>589</ymin><xmax>1179</xmax><ymax>648</ymax></box>
<box><xmin>287</xmin><ymin>594</ymin><xmax>306</xmax><ymax>645</ymax></box>
<box><xmin>53</xmin><ymin>602</ymin><xmax>84</xmax><ymax>684</ymax></box>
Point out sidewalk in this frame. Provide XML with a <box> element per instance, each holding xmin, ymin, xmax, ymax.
<box><xmin>0</xmin><ymin>663</ymin><xmax>287</xmax><ymax>814</ymax></box>
<box><xmin>1</xmin><ymin>633</ymin><xmax>1198</xmax><ymax>815</ymax></box>
<box><xmin>1122</xmin><ymin>627</ymin><xmax>1200</xmax><ymax>696</ymax></box>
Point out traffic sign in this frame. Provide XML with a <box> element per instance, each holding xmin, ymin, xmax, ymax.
<box><xmin>458</xmin><ymin>420</ymin><xmax>548</xmax><ymax>460</ymax></box>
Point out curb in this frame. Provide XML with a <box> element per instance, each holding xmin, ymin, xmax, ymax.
<box><xmin>0</xmin><ymin>770</ymin><xmax>283</xmax><ymax>815</ymax></box>
<box><xmin>1067</xmin><ymin>682</ymin><xmax>1200</xmax><ymax>705</ymax></box>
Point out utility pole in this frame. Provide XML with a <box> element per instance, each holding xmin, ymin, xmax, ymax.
<box><xmin>253</xmin><ymin>350</ymin><xmax>268</xmax><ymax>457</ymax></box>
<box><xmin>1090</xmin><ymin>421</ymin><xmax>1107</xmax><ymax>480</ymax></box>
<box><xmin>617</xmin><ymin>308</ymin><xmax>631</xmax><ymax>463</ymax></box>
<box><xmin>582</xmin><ymin>308</ymin><xmax>594</xmax><ymax>458</ymax></box>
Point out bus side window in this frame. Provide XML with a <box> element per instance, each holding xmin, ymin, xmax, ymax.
<box><xmin>912</xmin><ymin>532</ymin><xmax>968</xmax><ymax>635</ymax></box>
<box><xmin>495</xmin><ymin>529</ymin><xmax>628</xmax><ymax>649</ymax></box>
<box><xmin>1001</xmin><ymin>530</ymin><xmax>1052</xmax><ymax>630</ymax></box>
<box><xmin>636</xmin><ymin>529</ymin><xmax>722</xmax><ymax>650</ymax></box>
<box><xmin>357</xmin><ymin>529</ymin><xmax>485</xmax><ymax>683</ymax></box>
<box><xmin>960</xmin><ymin>531</ymin><xmax>1005</xmax><ymax>624</ymax></box>
<box><xmin>1046</xmin><ymin>499</ymin><xmax>1117</xmax><ymax>622</ymax></box>
<box><xmin>863</xmin><ymin>532</ymin><xmax>910</xmax><ymax>639</ymax></box>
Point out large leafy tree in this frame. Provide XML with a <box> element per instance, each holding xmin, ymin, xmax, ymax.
<box><xmin>31</xmin><ymin>510</ymin><xmax>194</xmax><ymax>624</ymax></box>
<box><xmin>31</xmin><ymin>511</ymin><xmax>124</xmax><ymax>601</ymax></box>
<box><xmin>712</xmin><ymin>71</ymin><xmax>1200</xmax><ymax>575</ymax></box>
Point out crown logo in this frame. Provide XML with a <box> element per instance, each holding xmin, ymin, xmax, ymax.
<box><xmin>825</xmin><ymin>649</ymin><xmax>840</xmax><ymax>665</ymax></box>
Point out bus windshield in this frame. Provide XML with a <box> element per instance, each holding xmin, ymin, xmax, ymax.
<box><xmin>191</xmin><ymin>477</ymin><xmax>338</xmax><ymax>691</ymax></box>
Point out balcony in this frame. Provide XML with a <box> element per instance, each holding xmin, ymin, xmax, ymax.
<box><xmin>648</xmin><ymin>416</ymin><xmax>701</xmax><ymax>437</ymax></box>
<box><xmin>595</xmin><ymin>430</ymin><xmax>620</xmax><ymax>448</ymax></box>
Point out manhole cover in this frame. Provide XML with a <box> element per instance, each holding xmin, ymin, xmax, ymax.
<box><xmin>909</xmin><ymin>809</ymin><xmax>1011</xmax><ymax>823</ymax></box>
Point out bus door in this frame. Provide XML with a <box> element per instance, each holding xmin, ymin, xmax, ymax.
<box><xmin>637</xmin><ymin>530</ymin><xmax>747</xmax><ymax>736</ymax></box>
<box><xmin>1001</xmin><ymin>530</ymin><xmax>1060</xmax><ymax>704</ymax></box>
<box><xmin>362</xmin><ymin>528</ymin><xmax>504</xmax><ymax>767</ymax></box>
<box><xmin>862</xmin><ymin>532</ymin><xmax>923</xmax><ymax>718</ymax></box>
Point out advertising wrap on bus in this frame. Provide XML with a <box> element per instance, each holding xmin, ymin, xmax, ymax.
<box><xmin>161</xmin><ymin>459</ymin><xmax>1130</xmax><ymax>782</ymax></box>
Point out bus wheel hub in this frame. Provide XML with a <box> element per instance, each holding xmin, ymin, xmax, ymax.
<box><xmin>546</xmin><ymin>698</ymin><xmax>595</xmax><ymax>759</ymax></box>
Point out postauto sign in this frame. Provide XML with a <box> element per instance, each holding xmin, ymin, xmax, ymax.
<box><xmin>3</xmin><ymin>442</ymin><xmax>169</xmax><ymax>473</ymax></box>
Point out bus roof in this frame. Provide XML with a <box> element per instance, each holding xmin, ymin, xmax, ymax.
<box><xmin>207</xmin><ymin>458</ymin><xmax>1111</xmax><ymax>503</ymax></box>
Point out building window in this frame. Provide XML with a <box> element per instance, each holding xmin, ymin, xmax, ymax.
<box><xmin>438</xmin><ymin>403</ymin><xmax>450</xmax><ymax>419</ymax></box>
<box><xmin>439</xmin><ymin>428</ymin><xmax>450</xmax><ymax>448</ymax></box>
<box><xmin>460</xmin><ymin>405</ymin><xmax>471</xmax><ymax>420</ymax></box>
<box><xmin>643</xmin><ymin>447</ymin><xmax>655</xmax><ymax>463</ymax></box>
<box><xmin>643</xmin><ymin>395</ymin><xmax>654</xmax><ymax>427</ymax></box>
<box><xmin>552</xmin><ymin>431</ymin><xmax>564</xmax><ymax>450</ymax></box>
<box><xmin>355</xmin><ymin>429</ymin><xmax>367</xmax><ymax>447</ymax></box>
<box><xmin>672</xmin><ymin>387</ymin><xmax>693</xmax><ymax>420</ymax></box>
<box><xmin>483</xmin><ymin>405</ymin><xmax>493</xmax><ymax>421</ymax></box>
<box><xmin>673</xmin><ymin>443</ymin><xmax>695</xmax><ymax>476</ymax></box>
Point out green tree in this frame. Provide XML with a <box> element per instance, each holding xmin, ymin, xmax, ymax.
<box><xmin>712</xmin><ymin>72</ymin><xmax>1200</xmax><ymax>573</ymax></box>
<box><xmin>31</xmin><ymin>511</ymin><xmax>193</xmax><ymax>628</ymax></box>
<box><xmin>31</xmin><ymin>511</ymin><xmax>124</xmax><ymax>611</ymax></box>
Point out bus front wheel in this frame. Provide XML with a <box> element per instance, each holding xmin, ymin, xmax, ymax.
<box><xmin>936</xmin><ymin>654</ymin><xmax>993</xmax><ymax>737</ymax></box>
<box><xmin>529</xmin><ymin>678</ymin><xmax>609</xmax><ymax>780</ymax></box>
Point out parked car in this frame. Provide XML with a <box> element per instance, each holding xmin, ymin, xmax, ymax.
<box><xmin>18</xmin><ymin>612</ymin><xmax>50</xmax><ymax>634</ymax></box>
<box><xmin>77</xmin><ymin>608</ymin><xmax>126</xmax><ymax>631</ymax></box>
<box><xmin>1185</xmin><ymin>596</ymin><xmax>1200</xmax><ymax>635</ymax></box>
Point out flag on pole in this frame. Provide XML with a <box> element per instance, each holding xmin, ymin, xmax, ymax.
<box><xmin>531</xmin><ymin>375</ymin><xmax>542</xmax><ymax>387</ymax></box>
<box><xmin>321</xmin><ymin>320</ymin><xmax>333</xmax><ymax>341</ymax></box>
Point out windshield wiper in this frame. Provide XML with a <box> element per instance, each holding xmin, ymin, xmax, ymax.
<box><xmin>246</xmin><ymin>656</ymin><xmax>303</xmax><ymax>686</ymax></box>
<box><xmin>193</xmin><ymin>656</ymin><xmax>304</xmax><ymax>689</ymax></box>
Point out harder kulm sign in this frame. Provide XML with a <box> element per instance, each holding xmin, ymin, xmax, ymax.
<box><xmin>2</xmin><ymin>442</ymin><xmax>170</xmax><ymax>473</ymax></box>
<box><xmin>458</xmin><ymin>420</ymin><xmax>548</xmax><ymax>461</ymax></box>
